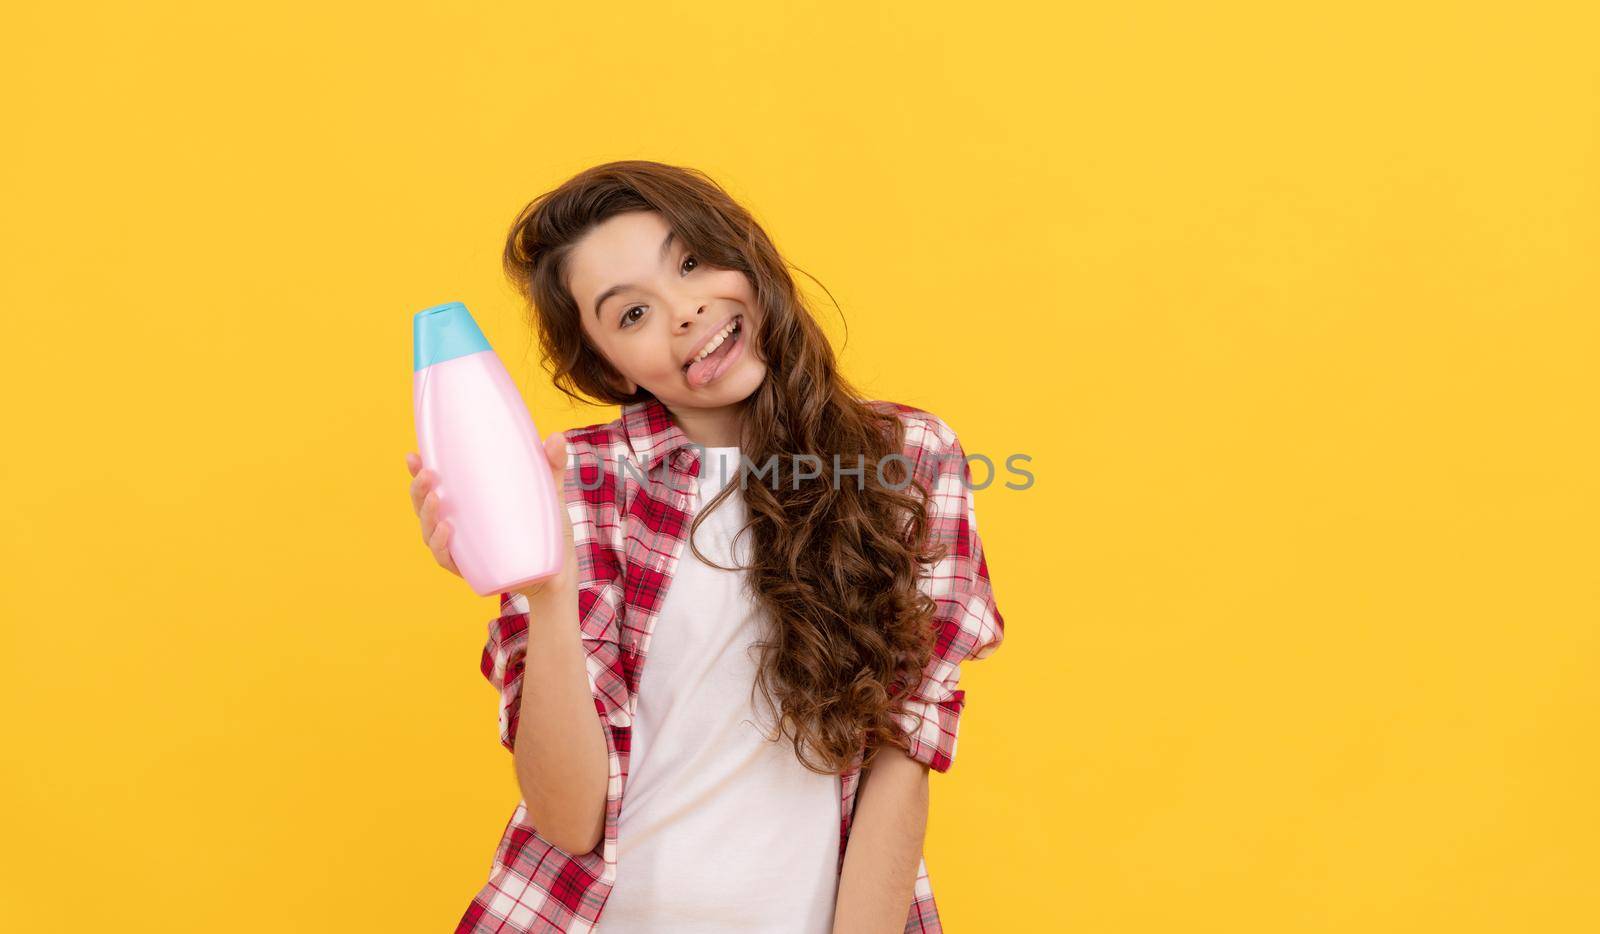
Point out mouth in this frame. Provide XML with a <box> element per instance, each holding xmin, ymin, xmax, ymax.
<box><xmin>682</xmin><ymin>314</ymin><xmax>745</xmax><ymax>387</ymax></box>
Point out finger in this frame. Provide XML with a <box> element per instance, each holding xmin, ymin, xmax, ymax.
<box><xmin>428</xmin><ymin>518</ymin><xmax>459</xmax><ymax>574</ymax></box>
<box><xmin>412</xmin><ymin>470</ymin><xmax>432</xmax><ymax>514</ymax></box>
<box><xmin>441</xmin><ymin>521</ymin><xmax>460</xmax><ymax>572</ymax></box>
<box><xmin>419</xmin><ymin>487</ymin><xmax>441</xmax><ymax>532</ymax></box>
<box><xmin>405</xmin><ymin>452</ymin><xmax>420</xmax><ymax>477</ymax></box>
<box><xmin>409</xmin><ymin>468</ymin><xmax>433</xmax><ymax>513</ymax></box>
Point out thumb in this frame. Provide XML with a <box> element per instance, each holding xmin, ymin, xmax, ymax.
<box><xmin>544</xmin><ymin>431</ymin><xmax>568</xmax><ymax>474</ymax></box>
<box><xmin>543</xmin><ymin>432</ymin><xmax>576</xmax><ymax>549</ymax></box>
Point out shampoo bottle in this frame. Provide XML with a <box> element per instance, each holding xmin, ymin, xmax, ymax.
<box><xmin>413</xmin><ymin>301</ymin><xmax>565</xmax><ymax>596</ymax></box>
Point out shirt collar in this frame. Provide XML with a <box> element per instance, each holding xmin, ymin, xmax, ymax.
<box><xmin>621</xmin><ymin>395</ymin><xmax>696</xmax><ymax>474</ymax></box>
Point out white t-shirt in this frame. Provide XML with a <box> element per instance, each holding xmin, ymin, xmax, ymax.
<box><xmin>596</xmin><ymin>447</ymin><xmax>842</xmax><ymax>932</ymax></box>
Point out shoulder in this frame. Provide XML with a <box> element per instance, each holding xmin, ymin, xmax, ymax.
<box><xmin>545</xmin><ymin>410</ymin><xmax>636</xmax><ymax>516</ymax></box>
<box><xmin>552</xmin><ymin>410</ymin><xmax>636</xmax><ymax>483</ymax></box>
<box><xmin>861</xmin><ymin>398</ymin><xmax>961</xmax><ymax>466</ymax></box>
<box><xmin>557</xmin><ymin>410</ymin><xmax>629</xmax><ymax>458</ymax></box>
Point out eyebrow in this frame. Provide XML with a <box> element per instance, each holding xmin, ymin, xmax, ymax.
<box><xmin>591</xmin><ymin>230</ymin><xmax>677</xmax><ymax>321</ymax></box>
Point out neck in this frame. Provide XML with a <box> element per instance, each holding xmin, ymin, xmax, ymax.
<box><xmin>666</xmin><ymin>399</ymin><xmax>745</xmax><ymax>447</ymax></box>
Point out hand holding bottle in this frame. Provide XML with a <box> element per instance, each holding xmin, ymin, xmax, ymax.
<box><xmin>412</xmin><ymin>301</ymin><xmax>568</xmax><ymax>595</ymax></box>
<box><xmin>405</xmin><ymin>430</ymin><xmax>579</xmax><ymax>600</ymax></box>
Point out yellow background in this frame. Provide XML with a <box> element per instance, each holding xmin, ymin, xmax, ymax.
<box><xmin>3</xmin><ymin>1</ymin><xmax>1596</xmax><ymax>930</ymax></box>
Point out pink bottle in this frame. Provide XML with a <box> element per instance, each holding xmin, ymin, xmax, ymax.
<box><xmin>413</xmin><ymin>301</ymin><xmax>565</xmax><ymax>596</ymax></box>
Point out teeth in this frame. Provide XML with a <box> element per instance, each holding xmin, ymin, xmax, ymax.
<box><xmin>689</xmin><ymin>318</ymin><xmax>739</xmax><ymax>365</ymax></box>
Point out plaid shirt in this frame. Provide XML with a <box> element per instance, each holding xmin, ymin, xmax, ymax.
<box><xmin>456</xmin><ymin>395</ymin><xmax>1005</xmax><ymax>933</ymax></box>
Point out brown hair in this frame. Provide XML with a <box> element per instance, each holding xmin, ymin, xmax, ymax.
<box><xmin>502</xmin><ymin>160</ymin><xmax>946</xmax><ymax>773</ymax></box>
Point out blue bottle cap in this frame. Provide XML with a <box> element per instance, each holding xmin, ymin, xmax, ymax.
<box><xmin>414</xmin><ymin>301</ymin><xmax>493</xmax><ymax>371</ymax></box>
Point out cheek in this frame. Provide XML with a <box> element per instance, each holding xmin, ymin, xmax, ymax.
<box><xmin>583</xmin><ymin>332</ymin><xmax>644</xmax><ymax>382</ymax></box>
<box><xmin>712</xmin><ymin>268</ymin><xmax>757</xmax><ymax>301</ymax></box>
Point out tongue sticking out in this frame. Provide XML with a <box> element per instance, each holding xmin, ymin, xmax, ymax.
<box><xmin>686</xmin><ymin>326</ymin><xmax>739</xmax><ymax>388</ymax></box>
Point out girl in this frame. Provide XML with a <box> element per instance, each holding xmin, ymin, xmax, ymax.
<box><xmin>404</xmin><ymin>161</ymin><xmax>1004</xmax><ymax>933</ymax></box>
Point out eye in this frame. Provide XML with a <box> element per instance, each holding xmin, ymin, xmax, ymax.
<box><xmin>618</xmin><ymin>255</ymin><xmax>699</xmax><ymax>329</ymax></box>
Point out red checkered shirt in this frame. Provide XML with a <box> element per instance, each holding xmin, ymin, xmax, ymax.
<box><xmin>456</xmin><ymin>395</ymin><xmax>1006</xmax><ymax>933</ymax></box>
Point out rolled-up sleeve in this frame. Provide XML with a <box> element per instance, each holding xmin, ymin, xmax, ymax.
<box><xmin>897</xmin><ymin>420</ymin><xmax>1006</xmax><ymax>773</ymax></box>
<box><xmin>480</xmin><ymin>590</ymin><xmax>532</xmax><ymax>754</ymax></box>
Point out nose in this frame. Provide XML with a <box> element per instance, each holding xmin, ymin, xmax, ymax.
<box><xmin>675</xmin><ymin>301</ymin><xmax>707</xmax><ymax>330</ymax></box>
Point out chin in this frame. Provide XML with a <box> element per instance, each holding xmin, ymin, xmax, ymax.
<box><xmin>713</xmin><ymin>365</ymin><xmax>767</xmax><ymax>404</ymax></box>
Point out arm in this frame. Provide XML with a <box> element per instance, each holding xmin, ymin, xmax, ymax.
<box><xmin>481</xmin><ymin>580</ymin><xmax>610</xmax><ymax>855</ymax></box>
<box><xmin>896</xmin><ymin>418</ymin><xmax>1006</xmax><ymax>774</ymax></box>
<box><xmin>831</xmin><ymin>416</ymin><xmax>1008</xmax><ymax>929</ymax></box>
<box><xmin>832</xmin><ymin>745</ymin><xmax>930</xmax><ymax>934</ymax></box>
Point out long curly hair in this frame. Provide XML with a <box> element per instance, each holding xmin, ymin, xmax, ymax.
<box><xmin>501</xmin><ymin>160</ymin><xmax>948</xmax><ymax>774</ymax></box>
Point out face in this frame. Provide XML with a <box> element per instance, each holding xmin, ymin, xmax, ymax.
<box><xmin>564</xmin><ymin>210</ymin><xmax>766</xmax><ymax>414</ymax></box>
